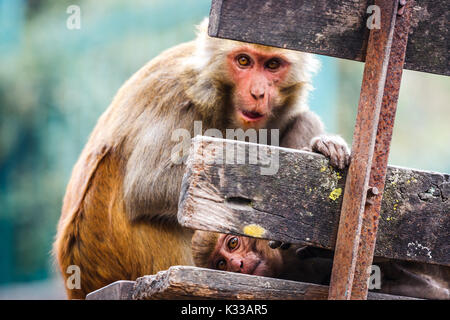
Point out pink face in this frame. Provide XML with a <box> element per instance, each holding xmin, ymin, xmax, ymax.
<box><xmin>227</xmin><ymin>47</ymin><xmax>291</xmax><ymax>129</ymax></box>
<box><xmin>209</xmin><ymin>234</ymin><xmax>282</xmax><ymax>277</ymax></box>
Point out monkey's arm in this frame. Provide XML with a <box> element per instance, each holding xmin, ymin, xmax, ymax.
<box><xmin>278</xmin><ymin>245</ymin><xmax>333</xmax><ymax>285</ymax></box>
<box><xmin>122</xmin><ymin>100</ymin><xmax>197</xmax><ymax>222</ymax></box>
<box><xmin>280</xmin><ymin>110</ymin><xmax>324</xmax><ymax>149</ymax></box>
<box><xmin>280</xmin><ymin>110</ymin><xmax>350</xmax><ymax>169</ymax></box>
<box><xmin>375</xmin><ymin>260</ymin><xmax>450</xmax><ymax>299</ymax></box>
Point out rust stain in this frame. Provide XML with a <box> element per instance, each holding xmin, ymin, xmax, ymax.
<box><xmin>351</xmin><ymin>0</ymin><xmax>412</xmax><ymax>300</ymax></box>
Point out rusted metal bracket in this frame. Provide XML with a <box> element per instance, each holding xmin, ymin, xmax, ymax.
<box><xmin>328</xmin><ymin>0</ymin><xmax>411</xmax><ymax>300</ymax></box>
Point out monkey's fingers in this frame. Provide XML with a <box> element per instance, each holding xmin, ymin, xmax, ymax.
<box><xmin>296</xmin><ymin>246</ymin><xmax>315</xmax><ymax>259</ymax></box>
<box><xmin>268</xmin><ymin>240</ymin><xmax>282</xmax><ymax>249</ymax></box>
<box><xmin>280</xmin><ymin>243</ymin><xmax>291</xmax><ymax>250</ymax></box>
<box><xmin>311</xmin><ymin>137</ymin><xmax>331</xmax><ymax>158</ymax></box>
<box><xmin>332</xmin><ymin>142</ymin><xmax>347</xmax><ymax>170</ymax></box>
<box><xmin>317</xmin><ymin>138</ymin><xmax>340</xmax><ymax>169</ymax></box>
<box><xmin>312</xmin><ymin>136</ymin><xmax>350</xmax><ymax>170</ymax></box>
<box><xmin>341</xmin><ymin>144</ymin><xmax>351</xmax><ymax>168</ymax></box>
<box><xmin>327</xmin><ymin>142</ymin><xmax>341</xmax><ymax>169</ymax></box>
<box><xmin>268</xmin><ymin>241</ymin><xmax>291</xmax><ymax>250</ymax></box>
<box><xmin>333</xmin><ymin>142</ymin><xmax>351</xmax><ymax>170</ymax></box>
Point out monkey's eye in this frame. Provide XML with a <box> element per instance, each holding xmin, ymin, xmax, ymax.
<box><xmin>227</xmin><ymin>237</ymin><xmax>239</xmax><ymax>250</ymax></box>
<box><xmin>236</xmin><ymin>55</ymin><xmax>251</xmax><ymax>67</ymax></box>
<box><xmin>216</xmin><ymin>259</ymin><xmax>227</xmax><ymax>270</ymax></box>
<box><xmin>266</xmin><ymin>59</ymin><xmax>281</xmax><ymax>70</ymax></box>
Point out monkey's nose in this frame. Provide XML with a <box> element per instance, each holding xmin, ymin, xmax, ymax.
<box><xmin>250</xmin><ymin>91</ymin><xmax>265</xmax><ymax>100</ymax></box>
<box><xmin>230</xmin><ymin>259</ymin><xmax>244</xmax><ymax>272</ymax></box>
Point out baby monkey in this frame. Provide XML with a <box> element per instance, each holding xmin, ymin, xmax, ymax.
<box><xmin>191</xmin><ymin>231</ymin><xmax>333</xmax><ymax>285</ymax></box>
<box><xmin>192</xmin><ymin>231</ymin><xmax>450</xmax><ymax>299</ymax></box>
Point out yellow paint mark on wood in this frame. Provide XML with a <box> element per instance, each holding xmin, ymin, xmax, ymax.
<box><xmin>243</xmin><ymin>224</ymin><xmax>265</xmax><ymax>238</ymax></box>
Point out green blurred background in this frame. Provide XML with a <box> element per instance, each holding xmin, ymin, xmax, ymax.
<box><xmin>0</xmin><ymin>0</ymin><xmax>448</xmax><ymax>299</ymax></box>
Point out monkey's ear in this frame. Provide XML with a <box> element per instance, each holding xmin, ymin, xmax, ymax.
<box><xmin>186</xmin><ymin>18</ymin><xmax>214</xmax><ymax>72</ymax></box>
<box><xmin>268</xmin><ymin>241</ymin><xmax>291</xmax><ymax>250</ymax></box>
<box><xmin>191</xmin><ymin>231</ymin><xmax>220</xmax><ymax>268</ymax></box>
<box><xmin>187</xmin><ymin>18</ymin><xmax>238</xmax><ymax>73</ymax></box>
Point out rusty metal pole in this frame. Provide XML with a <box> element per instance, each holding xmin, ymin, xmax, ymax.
<box><xmin>328</xmin><ymin>0</ymin><xmax>399</xmax><ymax>300</ymax></box>
<box><xmin>351</xmin><ymin>1</ymin><xmax>412</xmax><ymax>300</ymax></box>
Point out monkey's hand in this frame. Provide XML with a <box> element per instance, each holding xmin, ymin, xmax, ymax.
<box><xmin>295</xmin><ymin>246</ymin><xmax>317</xmax><ymax>259</ymax></box>
<box><xmin>309</xmin><ymin>135</ymin><xmax>350</xmax><ymax>170</ymax></box>
<box><xmin>268</xmin><ymin>241</ymin><xmax>291</xmax><ymax>250</ymax></box>
<box><xmin>269</xmin><ymin>243</ymin><xmax>325</xmax><ymax>259</ymax></box>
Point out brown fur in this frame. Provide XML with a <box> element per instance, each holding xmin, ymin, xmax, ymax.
<box><xmin>53</xmin><ymin>20</ymin><xmax>324</xmax><ymax>299</ymax></box>
<box><xmin>191</xmin><ymin>230</ymin><xmax>220</xmax><ymax>269</ymax></box>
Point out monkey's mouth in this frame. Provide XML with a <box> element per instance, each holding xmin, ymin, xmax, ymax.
<box><xmin>248</xmin><ymin>260</ymin><xmax>263</xmax><ymax>276</ymax></box>
<box><xmin>240</xmin><ymin>110</ymin><xmax>266</xmax><ymax>122</ymax></box>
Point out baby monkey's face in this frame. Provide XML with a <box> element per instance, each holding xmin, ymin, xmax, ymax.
<box><xmin>208</xmin><ymin>234</ymin><xmax>283</xmax><ymax>278</ymax></box>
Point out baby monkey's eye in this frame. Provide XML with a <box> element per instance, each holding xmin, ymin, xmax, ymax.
<box><xmin>266</xmin><ymin>59</ymin><xmax>281</xmax><ymax>70</ymax></box>
<box><xmin>216</xmin><ymin>259</ymin><xmax>226</xmax><ymax>270</ymax></box>
<box><xmin>237</xmin><ymin>54</ymin><xmax>251</xmax><ymax>67</ymax></box>
<box><xmin>228</xmin><ymin>237</ymin><xmax>239</xmax><ymax>250</ymax></box>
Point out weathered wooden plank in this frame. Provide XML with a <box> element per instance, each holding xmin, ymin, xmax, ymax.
<box><xmin>86</xmin><ymin>266</ymin><xmax>419</xmax><ymax>300</ymax></box>
<box><xmin>86</xmin><ymin>281</ymin><xmax>135</xmax><ymax>300</ymax></box>
<box><xmin>178</xmin><ymin>136</ymin><xmax>450</xmax><ymax>266</ymax></box>
<box><xmin>134</xmin><ymin>266</ymin><xmax>330</xmax><ymax>300</ymax></box>
<box><xmin>208</xmin><ymin>0</ymin><xmax>449</xmax><ymax>76</ymax></box>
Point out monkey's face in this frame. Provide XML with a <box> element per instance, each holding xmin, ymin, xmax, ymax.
<box><xmin>209</xmin><ymin>234</ymin><xmax>283</xmax><ymax>278</ymax></box>
<box><xmin>227</xmin><ymin>47</ymin><xmax>291</xmax><ymax>130</ymax></box>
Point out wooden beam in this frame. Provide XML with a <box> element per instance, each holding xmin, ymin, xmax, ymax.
<box><xmin>86</xmin><ymin>281</ymin><xmax>135</xmax><ymax>300</ymax></box>
<box><xmin>178</xmin><ymin>136</ymin><xmax>450</xmax><ymax>266</ymax></box>
<box><xmin>86</xmin><ymin>266</ymin><xmax>419</xmax><ymax>300</ymax></box>
<box><xmin>208</xmin><ymin>0</ymin><xmax>449</xmax><ymax>76</ymax></box>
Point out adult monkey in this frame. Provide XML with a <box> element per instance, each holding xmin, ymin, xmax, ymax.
<box><xmin>54</xmin><ymin>19</ymin><xmax>350</xmax><ymax>299</ymax></box>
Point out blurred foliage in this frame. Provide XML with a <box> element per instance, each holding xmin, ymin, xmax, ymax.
<box><xmin>0</xmin><ymin>0</ymin><xmax>211</xmax><ymax>284</ymax></box>
<box><xmin>337</xmin><ymin>60</ymin><xmax>450</xmax><ymax>172</ymax></box>
<box><xmin>0</xmin><ymin>0</ymin><xmax>449</xmax><ymax>287</ymax></box>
